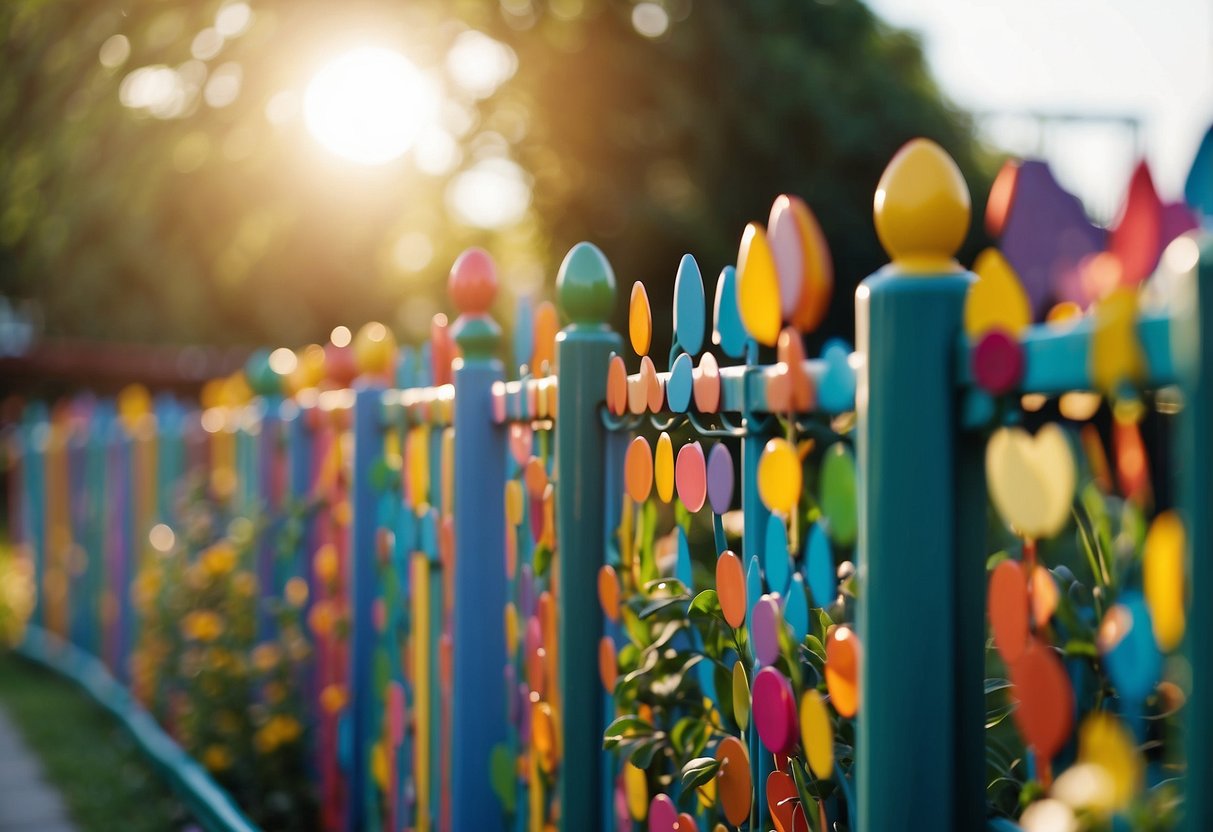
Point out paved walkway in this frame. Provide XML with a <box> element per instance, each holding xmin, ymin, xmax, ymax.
<box><xmin>0</xmin><ymin>705</ymin><xmax>77</xmax><ymax>832</ymax></box>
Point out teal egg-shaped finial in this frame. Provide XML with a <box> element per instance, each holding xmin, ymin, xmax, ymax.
<box><xmin>244</xmin><ymin>348</ymin><xmax>282</xmax><ymax>396</ymax></box>
<box><xmin>556</xmin><ymin>241</ymin><xmax>616</xmax><ymax>325</ymax></box>
<box><xmin>673</xmin><ymin>254</ymin><xmax>706</xmax><ymax>354</ymax></box>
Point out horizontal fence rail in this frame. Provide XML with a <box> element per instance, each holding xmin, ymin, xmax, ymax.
<box><xmin>3</xmin><ymin>140</ymin><xmax>1212</xmax><ymax>832</ymax></box>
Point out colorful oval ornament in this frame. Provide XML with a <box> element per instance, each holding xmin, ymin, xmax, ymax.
<box><xmin>674</xmin><ymin>254</ymin><xmax>707</xmax><ymax>355</ymax></box>
<box><xmin>737</xmin><ymin>222</ymin><xmax>782</xmax><ymax>346</ymax></box>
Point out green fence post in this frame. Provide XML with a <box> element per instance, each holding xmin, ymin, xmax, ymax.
<box><xmin>1179</xmin><ymin>235</ymin><xmax>1213</xmax><ymax>830</ymax></box>
<box><xmin>554</xmin><ymin>242</ymin><xmax>620</xmax><ymax>832</ymax></box>
<box><xmin>854</xmin><ymin>139</ymin><xmax>981</xmax><ymax>832</ymax></box>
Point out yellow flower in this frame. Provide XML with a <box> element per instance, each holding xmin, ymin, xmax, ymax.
<box><xmin>268</xmin><ymin>714</ymin><xmax>302</xmax><ymax>743</ymax></box>
<box><xmin>201</xmin><ymin>543</ymin><xmax>237</xmax><ymax>577</ymax></box>
<box><xmin>202</xmin><ymin>744</ymin><xmax>232</xmax><ymax>772</ymax></box>
<box><xmin>284</xmin><ymin>577</ymin><xmax>309</xmax><ymax>608</ymax></box>
<box><xmin>251</xmin><ymin>643</ymin><xmax>281</xmax><ymax>673</ymax></box>
<box><xmin>253</xmin><ymin>725</ymin><xmax>278</xmax><ymax>754</ymax></box>
<box><xmin>133</xmin><ymin>568</ymin><xmax>162</xmax><ymax>611</ymax></box>
<box><xmin>182</xmin><ymin>610</ymin><xmax>224</xmax><ymax>642</ymax></box>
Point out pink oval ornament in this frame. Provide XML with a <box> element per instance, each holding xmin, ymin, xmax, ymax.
<box><xmin>648</xmin><ymin>793</ymin><xmax>678</xmax><ymax>832</ymax></box>
<box><xmin>752</xmin><ymin>666</ymin><xmax>798</xmax><ymax>754</ymax></box>
<box><xmin>675</xmin><ymin>442</ymin><xmax>707</xmax><ymax>512</ymax></box>
<box><xmin>972</xmin><ymin>328</ymin><xmax>1024</xmax><ymax>395</ymax></box>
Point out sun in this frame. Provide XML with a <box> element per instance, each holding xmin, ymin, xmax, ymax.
<box><xmin>303</xmin><ymin>46</ymin><xmax>437</xmax><ymax>166</ymax></box>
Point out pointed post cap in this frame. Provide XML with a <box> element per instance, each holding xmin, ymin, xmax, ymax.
<box><xmin>448</xmin><ymin>247</ymin><xmax>501</xmax><ymax>358</ymax></box>
<box><xmin>874</xmin><ymin>138</ymin><xmax>971</xmax><ymax>274</ymax></box>
<box><xmin>557</xmin><ymin>242</ymin><xmax>616</xmax><ymax>325</ymax></box>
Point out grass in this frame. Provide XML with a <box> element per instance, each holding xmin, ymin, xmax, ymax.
<box><xmin>0</xmin><ymin>651</ymin><xmax>193</xmax><ymax>832</ymax></box>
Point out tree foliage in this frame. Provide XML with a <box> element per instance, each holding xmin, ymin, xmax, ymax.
<box><xmin>0</xmin><ymin>0</ymin><xmax>995</xmax><ymax>354</ymax></box>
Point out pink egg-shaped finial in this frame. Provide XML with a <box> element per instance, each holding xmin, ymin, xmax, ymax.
<box><xmin>449</xmin><ymin>247</ymin><xmax>499</xmax><ymax>316</ymax></box>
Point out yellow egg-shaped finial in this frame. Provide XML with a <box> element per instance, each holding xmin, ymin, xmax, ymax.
<box><xmin>874</xmin><ymin>138</ymin><xmax>971</xmax><ymax>274</ymax></box>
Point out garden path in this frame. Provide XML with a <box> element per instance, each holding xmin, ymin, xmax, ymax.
<box><xmin>0</xmin><ymin>705</ymin><xmax>77</xmax><ymax>832</ymax></box>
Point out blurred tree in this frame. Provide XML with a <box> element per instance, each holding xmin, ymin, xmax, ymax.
<box><xmin>0</xmin><ymin>0</ymin><xmax>995</xmax><ymax>359</ymax></box>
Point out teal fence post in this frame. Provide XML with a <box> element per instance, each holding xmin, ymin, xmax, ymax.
<box><xmin>553</xmin><ymin>242</ymin><xmax>619</xmax><ymax>831</ymax></box>
<box><xmin>347</xmin><ymin>385</ymin><xmax>383</xmax><ymax>832</ymax></box>
<box><xmin>1179</xmin><ymin>235</ymin><xmax>1213</xmax><ymax>830</ymax></box>
<box><xmin>854</xmin><ymin>140</ymin><xmax>981</xmax><ymax>832</ymax></box>
<box><xmin>448</xmin><ymin>248</ymin><xmax>510</xmax><ymax>828</ymax></box>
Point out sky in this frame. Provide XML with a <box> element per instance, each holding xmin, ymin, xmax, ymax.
<box><xmin>866</xmin><ymin>0</ymin><xmax>1213</xmax><ymax>222</ymax></box>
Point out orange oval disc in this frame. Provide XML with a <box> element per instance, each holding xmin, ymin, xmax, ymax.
<box><xmin>607</xmin><ymin>354</ymin><xmax>628</xmax><ymax>416</ymax></box>
<box><xmin>598</xmin><ymin>564</ymin><xmax>621</xmax><ymax>622</ymax></box>
<box><xmin>988</xmin><ymin>559</ymin><xmax>1030</xmax><ymax>665</ymax></box>
<box><xmin>715</xmin><ymin>551</ymin><xmax>747</xmax><ymax>629</ymax></box>
<box><xmin>599</xmin><ymin>636</ymin><xmax>617</xmax><ymax>691</ymax></box>
<box><xmin>1010</xmin><ymin>638</ymin><xmax>1074</xmax><ymax>760</ymax></box>
<box><xmin>714</xmin><ymin>736</ymin><xmax>752</xmax><ymax>826</ymax></box>
<box><xmin>825</xmin><ymin>625</ymin><xmax>861</xmax><ymax>718</ymax></box>
<box><xmin>625</xmin><ymin>436</ymin><xmax>654</xmax><ymax>503</ymax></box>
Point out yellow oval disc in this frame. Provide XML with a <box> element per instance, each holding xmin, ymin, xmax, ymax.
<box><xmin>1144</xmin><ymin>510</ymin><xmax>1185</xmax><ymax>651</ymax></box>
<box><xmin>505</xmin><ymin>480</ymin><xmax>524</xmax><ymax>527</ymax></box>
<box><xmin>629</xmin><ymin>282</ymin><xmax>652</xmax><ymax>357</ymax></box>
<box><xmin>800</xmin><ymin>689</ymin><xmax>834</xmax><ymax>779</ymax></box>
<box><xmin>625</xmin><ymin>761</ymin><xmax>649</xmax><ymax>821</ymax></box>
<box><xmin>731</xmin><ymin>661</ymin><xmax>750</xmax><ymax>731</ymax></box>
<box><xmin>757</xmin><ymin>438</ymin><xmax>802</xmax><ymax>515</ymax></box>
<box><xmin>655</xmin><ymin>433</ymin><xmax>675</xmax><ymax>503</ymax></box>
<box><xmin>737</xmin><ymin>222</ymin><xmax>782</xmax><ymax>347</ymax></box>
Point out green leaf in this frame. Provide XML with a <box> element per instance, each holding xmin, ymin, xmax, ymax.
<box><xmin>689</xmin><ymin>589</ymin><xmax>721</xmax><ymax>618</ymax></box>
<box><xmin>639</xmin><ymin>596</ymin><xmax>689</xmax><ymax>620</ymax></box>
<box><xmin>603</xmin><ymin>715</ymin><xmax>655</xmax><ymax>749</ymax></box>
<box><xmin>533</xmin><ymin>542</ymin><xmax>553</xmax><ymax>578</ymax></box>
<box><xmin>621</xmin><ymin>606</ymin><xmax>650</xmax><ymax>648</ymax></box>
<box><xmin>984</xmin><ymin>678</ymin><xmax>1011</xmax><ymax>695</ymax></box>
<box><xmin>680</xmin><ymin>756</ymin><xmax>720</xmax><ymax>791</ymax></box>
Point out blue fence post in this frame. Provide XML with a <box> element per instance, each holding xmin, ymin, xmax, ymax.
<box><xmin>447</xmin><ymin>248</ymin><xmax>509</xmax><ymax>828</ymax></box>
<box><xmin>854</xmin><ymin>139</ymin><xmax>981</xmax><ymax>832</ymax></box>
<box><xmin>553</xmin><ymin>242</ymin><xmax>620</xmax><ymax>832</ymax></box>
<box><xmin>1179</xmin><ymin>235</ymin><xmax>1213</xmax><ymax>830</ymax></box>
<box><xmin>21</xmin><ymin>403</ymin><xmax>48</xmax><ymax>630</ymax></box>
<box><xmin>347</xmin><ymin>385</ymin><xmax>383</xmax><ymax>832</ymax></box>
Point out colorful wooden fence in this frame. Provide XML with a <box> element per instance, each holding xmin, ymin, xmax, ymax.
<box><xmin>6</xmin><ymin>135</ymin><xmax>1213</xmax><ymax>832</ymax></box>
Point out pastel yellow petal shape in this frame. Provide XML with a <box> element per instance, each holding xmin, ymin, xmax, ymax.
<box><xmin>1090</xmin><ymin>287</ymin><xmax>1146</xmax><ymax>394</ymax></box>
<box><xmin>964</xmin><ymin>248</ymin><xmax>1031</xmax><ymax>337</ymax></box>
<box><xmin>737</xmin><ymin>222</ymin><xmax>782</xmax><ymax>346</ymax></box>
<box><xmin>1077</xmin><ymin>712</ymin><xmax>1143</xmax><ymax>809</ymax></box>
<box><xmin>1144</xmin><ymin>510</ymin><xmax>1185</xmax><ymax>651</ymax></box>
<box><xmin>985</xmin><ymin>424</ymin><xmax>1075</xmax><ymax>539</ymax></box>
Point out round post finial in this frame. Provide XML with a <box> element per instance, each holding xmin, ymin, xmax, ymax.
<box><xmin>448</xmin><ymin>247</ymin><xmax>501</xmax><ymax>359</ymax></box>
<box><xmin>873</xmin><ymin>138</ymin><xmax>971</xmax><ymax>274</ymax></box>
<box><xmin>557</xmin><ymin>242</ymin><xmax>616</xmax><ymax>325</ymax></box>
